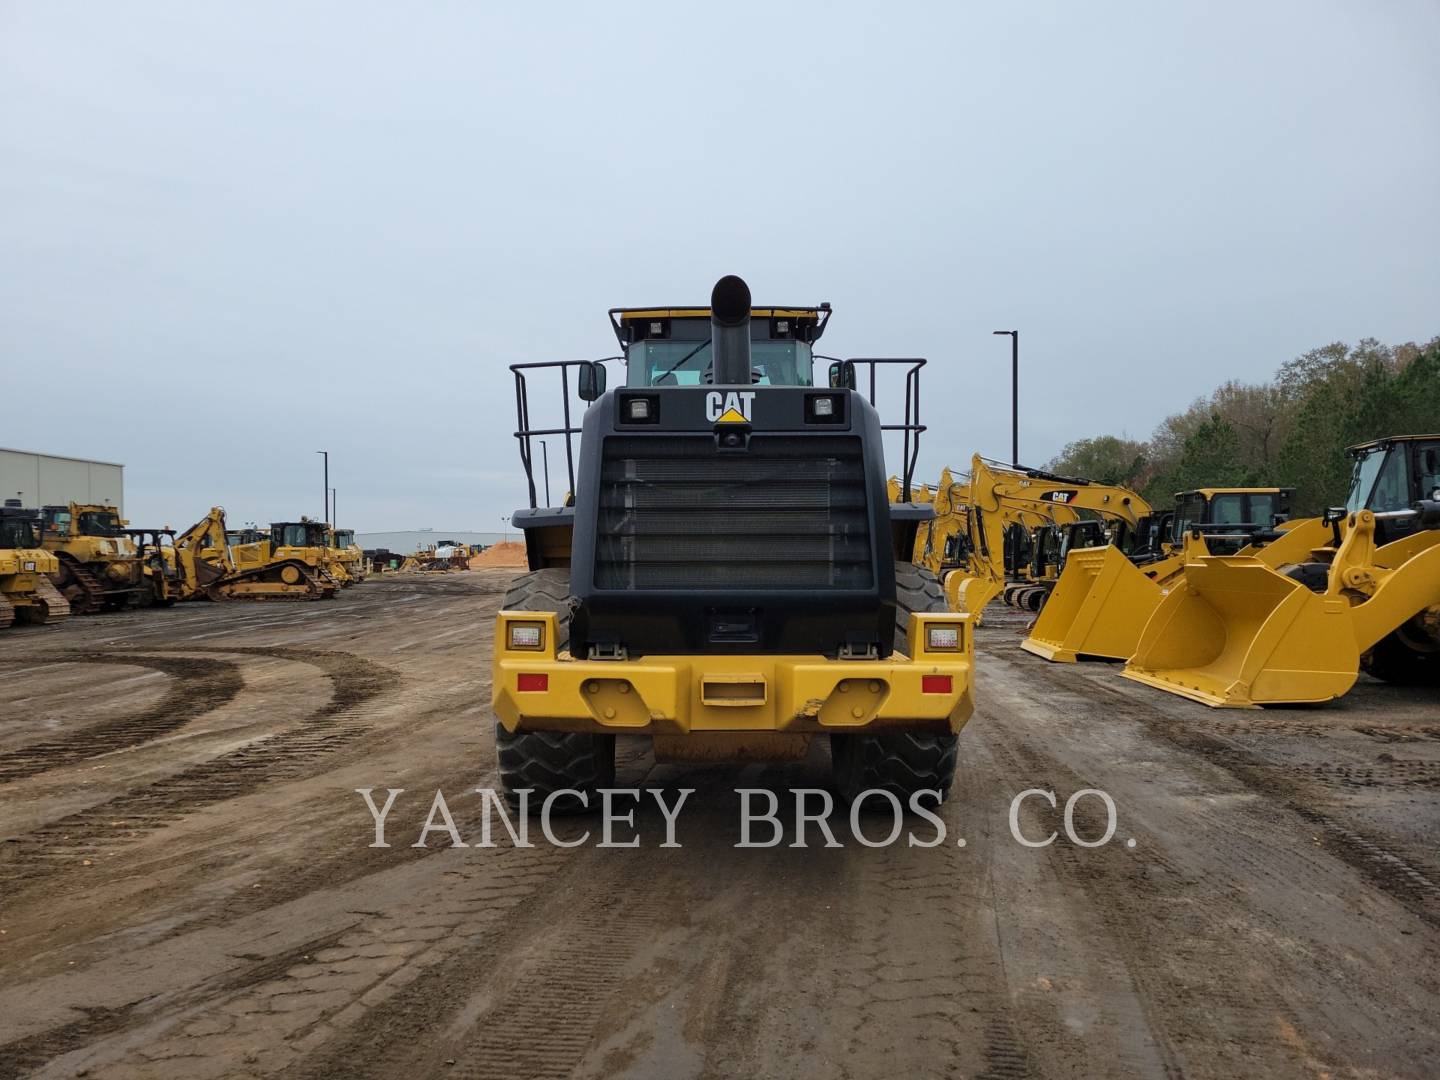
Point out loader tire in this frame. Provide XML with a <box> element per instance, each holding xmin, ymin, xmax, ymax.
<box><xmin>831</xmin><ymin>563</ymin><xmax>958</xmax><ymax>806</ymax></box>
<box><xmin>1361</xmin><ymin>624</ymin><xmax>1440</xmax><ymax>686</ymax></box>
<box><xmin>494</xmin><ymin>569</ymin><xmax>614</xmax><ymax>814</ymax></box>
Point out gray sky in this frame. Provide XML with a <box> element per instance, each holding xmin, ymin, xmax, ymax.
<box><xmin>3</xmin><ymin>1</ymin><xmax>1438</xmax><ymax>531</ymax></box>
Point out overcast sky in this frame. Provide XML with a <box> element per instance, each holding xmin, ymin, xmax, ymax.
<box><xmin>3</xmin><ymin>2</ymin><xmax>1437</xmax><ymax>532</ymax></box>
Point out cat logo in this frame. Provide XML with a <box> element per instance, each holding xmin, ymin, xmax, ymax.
<box><xmin>1044</xmin><ymin>490</ymin><xmax>1078</xmax><ymax>504</ymax></box>
<box><xmin>706</xmin><ymin>390</ymin><xmax>756</xmax><ymax>424</ymax></box>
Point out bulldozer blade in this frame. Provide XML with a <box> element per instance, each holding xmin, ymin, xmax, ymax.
<box><xmin>1120</xmin><ymin>557</ymin><xmax>1359</xmax><ymax>708</ymax></box>
<box><xmin>1021</xmin><ymin>546</ymin><xmax>1163</xmax><ymax>663</ymax></box>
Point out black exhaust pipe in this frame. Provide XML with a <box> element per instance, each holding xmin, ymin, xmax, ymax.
<box><xmin>710</xmin><ymin>275</ymin><xmax>752</xmax><ymax>385</ymax></box>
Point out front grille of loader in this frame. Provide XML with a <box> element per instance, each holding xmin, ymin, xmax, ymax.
<box><xmin>595</xmin><ymin>435</ymin><xmax>873</xmax><ymax>590</ymax></box>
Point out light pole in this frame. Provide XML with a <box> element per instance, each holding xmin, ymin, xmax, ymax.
<box><xmin>316</xmin><ymin>450</ymin><xmax>329</xmax><ymax>524</ymax></box>
<box><xmin>993</xmin><ymin>331</ymin><xmax>1019</xmax><ymax>466</ymax></box>
<box><xmin>501</xmin><ymin>515</ymin><xmax>510</xmax><ymax>543</ymax></box>
<box><xmin>330</xmin><ymin>488</ymin><xmax>337</xmax><ymax>531</ymax></box>
<box><xmin>540</xmin><ymin>440</ymin><xmax>551</xmax><ymax>506</ymax></box>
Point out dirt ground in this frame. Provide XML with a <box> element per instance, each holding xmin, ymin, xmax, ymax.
<box><xmin>1</xmin><ymin>571</ymin><xmax>1437</xmax><ymax>1079</ymax></box>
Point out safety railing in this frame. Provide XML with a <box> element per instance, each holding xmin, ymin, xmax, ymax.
<box><xmin>511</xmin><ymin>358</ymin><xmax>621</xmax><ymax>509</ymax></box>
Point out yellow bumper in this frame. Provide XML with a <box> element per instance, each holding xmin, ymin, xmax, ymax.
<box><xmin>493</xmin><ymin>612</ymin><xmax>974</xmax><ymax>736</ymax></box>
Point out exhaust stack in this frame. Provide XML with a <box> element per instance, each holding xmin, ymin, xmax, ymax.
<box><xmin>710</xmin><ymin>275</ymin><xmax>752</xmax><ymax>385</ymax></box>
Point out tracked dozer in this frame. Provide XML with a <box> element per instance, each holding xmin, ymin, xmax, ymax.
<box><xmin>0</xmin><ymin>500</ymin><xmax>70</xmax><ymax>628</ymax></box>
<box><xmin>39</xmin><ymin>503</ymin><xmax>163</xmax><ymax>613</ymax></box>
<box><xmin>326</xmin><ymin>528</ymin><xmax>366</xmax><ymax>584</ymax></box>
<box><xmin>493</xmin><ymin>276</ymin><xmax>973</xmax><ymax>807</ymax></box>
<box><xmin>217</xmin><ymin>516</ymin><xmax>339</xmax><ymax>599</ymax></box>
<box><xmin>1022</xmin><ymin>487</ymin><xmax>1306</xmax><ymax>663</ymax></box>
<box><xmin>1121</xmin><ymin>436</ymin><xmax>1440</xmax><ymax>705</ymax></box>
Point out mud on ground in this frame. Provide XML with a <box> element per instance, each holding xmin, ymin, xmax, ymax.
<box><xmin>0</xmin><ymin>574</ymin><xmax>1436</xmax><ymax>1079</ymax></box>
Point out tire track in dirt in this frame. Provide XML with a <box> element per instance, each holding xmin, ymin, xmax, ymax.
<box><xmin>1003</xmin><ymin>651</ymin><xmax>1440</xmax><ymax>931</ymax></box>
<box><xmin>990</xmin><ymin>732</ymin><xmax>1314</xmax><ymax>1079</ymax></box>
<box><xmin>0</xmin><ymin>646</ymin><xmax>399</xmax><ymax>893</ymax></box>
<box><xmin>0</xmin><ymin>653</ymin><xmax>244</xmax><ymax>782</ymax></box>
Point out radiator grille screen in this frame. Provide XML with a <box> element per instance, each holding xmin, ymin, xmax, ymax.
<box><xmin>595</xmin><ymin>435</ymin><xmax>873</xmax><ymax>590</ymax></box>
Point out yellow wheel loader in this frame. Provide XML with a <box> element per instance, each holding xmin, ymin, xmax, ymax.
<box><xmin>1021</xmin><ymin>487</ymin><xmax>1306</xmax><ymax>664</ymax></box>
<box><xmin>0</xmin><ymin>500</ymin><xmax>70</xmax><ymax>628</ymax></box>
<box><xmin>1120</xmin><ymin>435</ymin><xmax>1440</xmax><ymax>705</ymax></box>
<box><xmin>493</xmin><ymin>276</ymin><xmax>974</xmax><ymax>808</ymax></box>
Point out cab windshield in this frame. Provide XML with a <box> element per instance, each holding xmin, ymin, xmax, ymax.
<box><xmin>77</xmin><ymin>511</ymin><xmax>123</xmax><ymax>536</ymax></box>
<box><xmin>1348</xmin><ymin>446</ymin><xmax>1412</xmax><ymax>512</ymax></box>
<box><xmin>333</xmin><ymin>530</ymin><xmax>354</xmax><ymax>548</ymax></box>
<box><xmin>274</xmin><ymin>524</ymin><xmax>315</xmax><ymax>547</ymax></box>
<box><xmin>626</xmin><ymin>340</ymin><xmax>813</xmax><ymax>387</ymax></box>
<box><xmin>0</xmin><ymin>517</ymin><xmax>38</xmax><ymax>548</ymax></box>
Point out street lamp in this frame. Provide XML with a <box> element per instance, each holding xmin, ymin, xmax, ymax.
<box><xmin>501</xmin><ymin>515</ymin><xmax>510</xmax><ymax>543</ymax></box>
<box><xmin>330</xmin><ymin>488</ymin><xmax>337</xmax><ymax>531</ymax></box>
<box><xmin>316</xmin><ymin>450</ymin><xmax>329</xmax><ymax>524</ymax></box>
<box><xmin>993</xmin><ymin>331</ymin><xmax>1019</xmax><ymax>466</ymax></box>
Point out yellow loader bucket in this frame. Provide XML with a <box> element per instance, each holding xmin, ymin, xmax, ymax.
<box><xmin>1021</xmin><ymin>546</ymin><xmax>1164</xmax><ymax>663</ymax></box>
<box><xmin>944</xmin><ymin>571</ymin><xmax>1003</xmax><ymax>623</ymax></box>
<box><xmin>1120</xmin><ymin>557</ymin><xmax>1359</xmax><ymax>708</ymax></box>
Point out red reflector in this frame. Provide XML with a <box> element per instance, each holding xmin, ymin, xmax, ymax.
<box><xmin>922</xmin><ymin>674</ymin><xmax>952</xmax><ymax>695</ymax></box>
<box><xmin>517</xmin><ymin>673</ymin><xmax>548</xmax><ymax>692</ymax></box>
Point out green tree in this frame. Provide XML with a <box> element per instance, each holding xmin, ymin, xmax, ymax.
<box><xmin>1043</xmin><ymin>435</ymin><xmax>1149</xmax><ymax>487</ymax></box>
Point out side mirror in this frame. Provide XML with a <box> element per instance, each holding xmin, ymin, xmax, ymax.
<box><xmin>577</xmin><ymin>361</ymin><xmax>607</xmax><ymax>402</ymax></box>
<box><xmin>828</xmin><ymin>360</ymin><xmax>856</xmax><ymax>390</ymax></box>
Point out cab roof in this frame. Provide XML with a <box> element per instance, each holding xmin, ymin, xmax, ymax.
<box><xmin>1346</xmin><ymin>434</ymin><xmax>1440</xmax><ymax>453</ymax></box>
<box><xmin>1176</xmin><ymin>487</ymin><xmax>1292</xmax><ymax>499</ymax></box>
<box><xmin>609</xmin><ymin>304</ymin><xmax>831</xmax><ymax>347</ymax></box>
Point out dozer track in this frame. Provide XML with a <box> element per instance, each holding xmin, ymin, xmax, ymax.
<box><xmin>0</xmin><ymin>592</ymin><xmax>13</xmax><ymax>630</ymax></box>
<box><xmin>206</xmin><ymin>558</ymin><xmax>338</xmax><ymax>601</ymax></box>
<box><xmin>17</xmin><ymin>578</ymin><xmax>73</xmax><ymax>626</ymax></box>
<box><xmin>52</xmin><ymin>554</ymin><xmax>107</xmax><ymax>615</ymax></box>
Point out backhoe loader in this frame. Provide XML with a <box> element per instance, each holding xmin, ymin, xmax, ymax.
<box><xmin>39</xmin><ymin>503</ymin><xmax>162</xmax><ymax>613</ymax></box>
<box><xmin>0</xmin><ymin>500</ymin><xmax>69</xmax><ymax>627</ymax></box>
<box><xmin>1021</xmin><ymin>486</ymin><xmax>1302</xmax><ymax>663</ymax></box>
<box><xmin>1120</xmin><ymin>435</ymin><xmax>1440</xmax><ymax>705</ymax></box>
<box><xmin>493</xmin><ymin>275</ymin><xmax>973</xmax><ymax>808</ymax></box>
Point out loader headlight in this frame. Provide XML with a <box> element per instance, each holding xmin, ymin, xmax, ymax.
<box><xmin>805</xmin><ymin>393</ymin><xmax>844</xmax><ymax>424</ymax></box>
<box><xmin>621</xmin><ymin>394</ymin><xmax>659</xmax><ymax>424</ymax></box>
<box><xmin>508</xmin><ymin>622</ymin><xmax>545</xmax><ymax>650</ymax></box>
<box><xmin>926</xmin><ymin>625</ymin><xmax>961</xmax><ymax>651</ymax></box>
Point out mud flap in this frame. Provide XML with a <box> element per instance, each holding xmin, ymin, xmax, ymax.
<box><xmin>1120</xmin><ymin>558</ymin><xmax>1359</xmax><ymax>707</ymax></box>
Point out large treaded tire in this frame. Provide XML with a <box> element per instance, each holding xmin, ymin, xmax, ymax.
<box><xmin>494</xmin><ymin>569</ymin><xmax>614</xmax><ymax>814</ymax></box>
<box><xmin>1361</xmin><ymin>624</ymin><xmax>1440</xmax><ymax>686</ymax></box>
<box><xmin>831</xmin><ymin>563</ymin><xmax>959</xmax><ymax>807</ymax></box>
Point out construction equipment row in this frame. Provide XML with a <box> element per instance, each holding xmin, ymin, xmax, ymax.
<box><xmin>903</xmin><ymin>434</ymin><xmax>1440</xmax><ymax>707</ymax></box>
<box><xmin>0</xmin><ymin>500</ymin><xmax>369</xmax><ymax>628</ymax></box>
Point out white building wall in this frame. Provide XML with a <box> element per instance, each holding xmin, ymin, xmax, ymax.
<box><xmin>0</xmin><ymin>449</ymin><xmax>125</xmax><ymax>514</ymax></box>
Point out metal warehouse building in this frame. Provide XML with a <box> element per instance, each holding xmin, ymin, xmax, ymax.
<box><xmin>0</xmin><ymin>448</ymin><xmax>125</xmax><ymax>514</ymax></box>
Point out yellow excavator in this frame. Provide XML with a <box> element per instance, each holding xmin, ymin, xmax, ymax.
<box><xmin>927</xmin><ymin>456</ymin><xmax>1152</xmax><ymax>621</ymax></box>
<box><xmin>1120</xmin><ymin>435</ymin><xmax>1440</xmax><ymax>705</ymax></box>
<box><xmin>1022</xmin><ymin>486</ymin><xmax>1309</xmax><ymax>663</ymax></box>
<box><xmin>175</xmin><ymin>509</ymin><xmax>339</xmax><ymax>600</ymax></box>
<box><xmin>1</xmin><ymin>499</ymin><xmax>70</xmax><ymax>628</ymax></box>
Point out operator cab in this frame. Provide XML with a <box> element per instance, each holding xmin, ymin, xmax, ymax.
<box><xmin>1170</xmin><ymin>488</ymin><xmax>1293</xmax><ymax>554</ymax></box>
<box><xmin>612</xmin><ymin>303</ymin><xmax>830</xmax><ymax>388</ymax></box>
<box><xmin>0</xmin><ymin>500</ymin><xmax>41</xmax><ymax>549</ymax></box>
<box><xmin>1346</xmin><ymin>435</ymin><xmax>1440</xmax><ymax>542</ymax></box>
<box><xmin>272</xmin><ymin>522</ymin><xmax>328</xmax><ymax>548</ymax></box>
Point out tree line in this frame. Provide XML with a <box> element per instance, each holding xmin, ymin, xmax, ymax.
<box><xmin>1043</xmin><ymin>336</ymin><xmax>1440</xmax><ymax>515</ymax></box>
